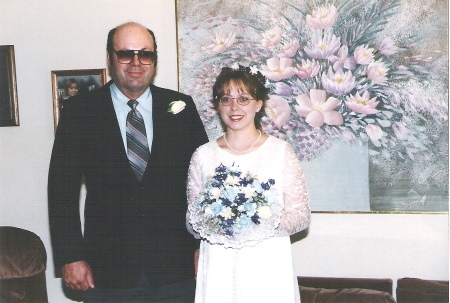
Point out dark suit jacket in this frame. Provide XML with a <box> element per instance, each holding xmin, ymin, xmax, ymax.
<box><xmin>48</xmin><ymin>81</ymin><xmax>208</xmax><ymax>288</ymax></box>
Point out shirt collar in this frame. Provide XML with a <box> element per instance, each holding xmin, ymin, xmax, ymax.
<box><xmin>110</xmin><ymin>83</ymin><xmax>152</xmax><ymax>112</ymax></box>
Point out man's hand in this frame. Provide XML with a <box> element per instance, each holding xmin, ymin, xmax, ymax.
<box><xmin>62</xmin><ymin>261</ymin><xmax>95</xmax><ymax>291</ymax></box>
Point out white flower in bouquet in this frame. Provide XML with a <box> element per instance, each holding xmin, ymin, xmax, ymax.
<box><xmin>257</xmin><ymin>206</ymin><xmax>272</xmax><ymax>219</ymax></box>
<box><xmin>225</xmin><ymin>175</ymin><xmax>240</xmax><ymax>186</ymax></box>
<box><xmin>241</xmin><ymin>185</ymin><xmax>256</xmax><ymax>199</ymax></box>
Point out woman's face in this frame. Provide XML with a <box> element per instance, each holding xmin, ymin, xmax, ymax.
<box><xmin>218</xmin><ymin>85</ymin><xmax>262</xmax><ymax>132</ymax></box>
<box><xmin>68</xmin><ymin>83</ymin><xmax>79</xmax><ymax>96</ymax></box>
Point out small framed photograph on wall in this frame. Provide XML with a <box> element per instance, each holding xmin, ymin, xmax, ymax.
<box><xmin>0</xmin><ymin>45</ymin><xmax>19</xmax><ymax>127</ymax></box>
<box><xmin>51</xmin><ymin>69</ymin><xmax>107</xmax><ymax>131</ymax></box>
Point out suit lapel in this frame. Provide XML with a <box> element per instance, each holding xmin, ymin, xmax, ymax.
<box><xmin>142</xmin><ymin>85</ymin><xmax>167</xmax><ymax>181</ymax></box>
<box><xmin>96</xmin><ymin>83</ymin><xmax>136</xmax><ymax>179</ymax></box>
<box><xmin>149</xmin><ymin>85</ymin><xmax>167</xmax><ymax>149</ymax></box>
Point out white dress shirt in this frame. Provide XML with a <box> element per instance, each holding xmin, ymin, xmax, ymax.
<box><xmin>110</xmin><ymin>83</ymin><xmax>153</xmax><ymax>153</ymax></box>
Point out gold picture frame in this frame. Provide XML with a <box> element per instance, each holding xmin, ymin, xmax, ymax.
<box><xmin>51</xmin><ymin>69</ymin><xmax>107</xmax><ymax>131</ymax></box>
<box><xmin>0</xmin><ymin>45</ymin><xmax>19</xmax><ymax>127</ymax></box>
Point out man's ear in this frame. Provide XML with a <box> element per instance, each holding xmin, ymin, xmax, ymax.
<box><xmin>107</xmin><ymin>51</ymin><xmax>111</xmax><ymax>67</ymax></box>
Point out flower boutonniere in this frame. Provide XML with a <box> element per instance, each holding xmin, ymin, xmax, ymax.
<box><xmin>168</xmin><ymin>100</ymin><xmax>186</xmax><ymax>114</ymax></box>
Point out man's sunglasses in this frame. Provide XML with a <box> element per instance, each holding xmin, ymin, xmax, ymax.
<box><xmin>111</xmin><ymin>49</ymin><xmax>157</xmax><ymax>65</ymax></box>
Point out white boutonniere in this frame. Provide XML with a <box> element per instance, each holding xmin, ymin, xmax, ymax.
<box><xmin>168</xmin><ymin>100</ymin><xmax>186</xmax><ymax>114</ymax></box>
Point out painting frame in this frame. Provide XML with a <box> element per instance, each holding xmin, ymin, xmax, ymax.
<box><xmin>0</xmin><ymin>45</ymin><xmax>19</xmax><ymax>127</ymax></box>
<box><xmin>51</xmin><ymin>69</ymin><xmax>107</xmax><ymax>131</ymax></box>
<box><xmin>175</xmin><ymin>0</ymin><xmax>448</xmax><ymax>213</ymax></box>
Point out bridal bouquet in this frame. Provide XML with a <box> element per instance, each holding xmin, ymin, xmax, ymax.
<box><xmin>188</xmin><ymin>163</ymin><xmax>283</xmax><ymax>248</ymax></box>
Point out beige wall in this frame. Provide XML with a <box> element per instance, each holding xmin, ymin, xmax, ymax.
<box><xmin>0</xmin><ymin>1</ymin><xmax>447</xmax><ymax>302</ymax></box>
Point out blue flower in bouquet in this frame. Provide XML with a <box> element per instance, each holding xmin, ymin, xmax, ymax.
<box><xmin>228</xmin><ymin>165</ymin><xmax>241</xmax><ymax>174</ymax></box>
<box><xmin>209</xmin><ymin>201</ymin><xmax>223</xmax><ymax>216</ymax></box>
<box><xmin>261</xmin><ymin>180</ymin><xmax>275</xmax><ymax>190</ymax></box>
<box><xmin>236</xmin><ymin>215</ymin><xmax>252</xmax><ymax>229</ymax></box>
<box><xmin>252</xmin><ymin>181</ymin><xmax>263</xmax><ymax>193</ymax></box>
<box><xmin>251</xmin><ymin>213</ymin><xmax>261</xmax><ymax>225</ymax></box>
<box><xmin>243</xmin><ymin>201</ymin><xmax>257</xmax><ymax>216</ymax></box>
<box><xmin>223</xmin><ymin>186</ymin><xmax>240</xmax><ymax>202</ymax></box>
<box><xmin>196</xmin><ymin>163</ymin><xmax>276</xmax><ymax>237</ymax></box>
<box><xmin>263</xmin><ymin>191</ymin><xmax>276</xmax><ymax>206</ymax></box>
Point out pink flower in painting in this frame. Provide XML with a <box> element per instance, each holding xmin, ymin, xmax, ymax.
<box><xmin>260</xmin><ymin>57</ymin><xmax>296</xmax><ymax>81</ymax></box>
<box><xmin>265</xmin><ymin>95</ymin><xmax>291</xmax><ymax>129</ymax></box>
<box><xmin>273</xmin><ymin>82</ymin><xmax>293</xmax><ymax>96</ymax></box>
<box><xmin>295</xmin><ymin>89</ymin><xmax>343</xmax><ymax>127</ymax></box>
<box><xmin>306</xmin><ymin>4</ymin><xmax>338</xmax><ymax>30</ymax></box>
<box><xmin>354</xmin><ymin>45</ymin><xmax>375</xmax><ymax>65</ymax></box>
<box><xmin>278</xmin><ymin>39</ymin><xmax>300</xmax><ymax>58</ymax></box>
<box><xmin>261</xmin><ymin>26</ymin><xmax>282</xmax><ymax>47</ymax></box>
<box><xmin>328</xmin><ymin>45</ymin><xmax>356</xmax><ymax>71</ymax></box>
<box><xmin>321</xmin><ymin>67</ymin><xmax>356</xmax><ymax>95</ymax></box>
<box><xmin>296</xmin><ymin>59</ymin><xmax>320</xmax><ymax>79</ymax></box>
<box><xmin>379</xmin><ymin>37</ymin><xmax>399</xmax><ymax>56</ymax></box>
<box><xmin>366</xmin><ymin>124</ymin><xmax>383</xmax><ymax>140</ymax></box>
<box><xmin>345</xmin><ymin>91</ymin><xmax>379</xmax><ymax>114</ymax></box>
<box><xmin>368</xmin><ymin>60</ymin><xmax>389</xmax><ymax>83</ymax></box>
<box><xmin>304</xmin><ymin>33</ymin><xmax>341</xmax><ymax>60</ymax></box>
<box><xmin>202</xmin><ymin>32</ymin><xmax>236</xmax><ymax>54</ymax></box>
<box><xmin>392</xmin><ymin>122</ymin><xmax>409</xmax><ymax>140</ymax></box>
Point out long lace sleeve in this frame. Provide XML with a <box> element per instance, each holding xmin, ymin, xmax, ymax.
<box><xmin>186</xmin><ymin>149</ymin><xmax>203</xmax><ymax>239</ymax></box>
<box><xmin>275</xmin><ymin>144</ymin><xmax>311</xmax><ymax>236</ymax></box>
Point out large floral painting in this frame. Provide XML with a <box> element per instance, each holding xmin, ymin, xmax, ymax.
<box><xmin>176</xmin><ymin>0</ymin><xmax>448</xmax><ymax>212</ymax></box>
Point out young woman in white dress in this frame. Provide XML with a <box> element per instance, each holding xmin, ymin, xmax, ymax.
<box><xmin>186</xmin><ymin>67</ymin><xmax>311</xmax><ymax>303</ymax></box>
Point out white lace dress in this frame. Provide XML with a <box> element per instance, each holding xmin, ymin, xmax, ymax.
<box><xmin>186</xmin><ymin>136</ymin><xmax>310</xmax><ymax>303</ymax></box>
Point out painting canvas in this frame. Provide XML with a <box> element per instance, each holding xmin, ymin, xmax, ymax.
<box><xmin>176</xmin><ymin>0</ymin><xmax>448</xmax><ymax>212</ymax></box>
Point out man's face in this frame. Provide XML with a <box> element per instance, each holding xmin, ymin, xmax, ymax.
<box><xmin>108</xmin><ymin>24</ymin><xmax>156</xmax><ymax>100</ymax></box>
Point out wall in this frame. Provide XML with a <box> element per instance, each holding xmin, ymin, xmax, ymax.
<box><xmin>0</xmin><ymin>1</ymin><xmax>447</xmax><ymax>302</ymax></box>
<box><xmin>0</xmin><ymin>1</ymin><xmax>178</xmax><ymax>302</ymax></box>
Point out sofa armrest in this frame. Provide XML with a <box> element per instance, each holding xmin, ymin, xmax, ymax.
<box><xmin>0</xmin><ymin>226</ymin><xmax>47</xmax><ymax>279</ymax></box>
<box><xmin>396</xmin><ymin>278</ymin><xmax>449</xmax><ymax>303</ymax></box>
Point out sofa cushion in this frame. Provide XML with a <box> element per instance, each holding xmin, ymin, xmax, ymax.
<box><xmin>300</xmin><ymin>286</ymin><xmax>396</xmax><ymax>303</ymax></box>
<box><xmin>298</xmin><ymin>276</ymin><xmax>393</xmax><ymax>295</ymax></box>
<box><xmin>0</xmin><ymin>271</ymin><xmax>48</xmax><ymax>302</ymax></box>
<box><xmin>397</xmin><ymin>278</ymin><xmax>449</xmax><ymax>303</ymax></box>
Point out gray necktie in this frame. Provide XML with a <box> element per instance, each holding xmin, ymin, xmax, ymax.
<box><xmin>126</xmin><ymin>100</ymin><xmax>150</xmax><ymax>181</ymax></box>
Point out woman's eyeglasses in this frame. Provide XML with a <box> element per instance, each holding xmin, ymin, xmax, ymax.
<box><xmin>111</xmin><ymin>49</ymin><xmax>157</xmax><ymax>65</ymax></box>
<box><xmin>219</xmin><ymin>96</ymin><xmax>256</xmax><ymax>106</ymax></box>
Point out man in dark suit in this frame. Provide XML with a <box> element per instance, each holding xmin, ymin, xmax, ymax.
<box><xmin>48</xmin><ymin>22</ymin><xmax>208</xmax><ymax>302</ymax></box>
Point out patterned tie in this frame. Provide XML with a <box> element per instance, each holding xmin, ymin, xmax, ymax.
<box><xmin>126</xmin><ymin>100</ymin><xmax>150</xmax><ymax>181</ymax></box>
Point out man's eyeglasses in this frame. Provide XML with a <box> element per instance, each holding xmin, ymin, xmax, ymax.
<box><xmin>111</xmin><ymin>49</ymin><xmax>157</xmax><ymax>65</ymax></box>
<box><xmin>219</xmin><ymin>96</ymin><xmax>256</xmax><ymax>106</ymax></box>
